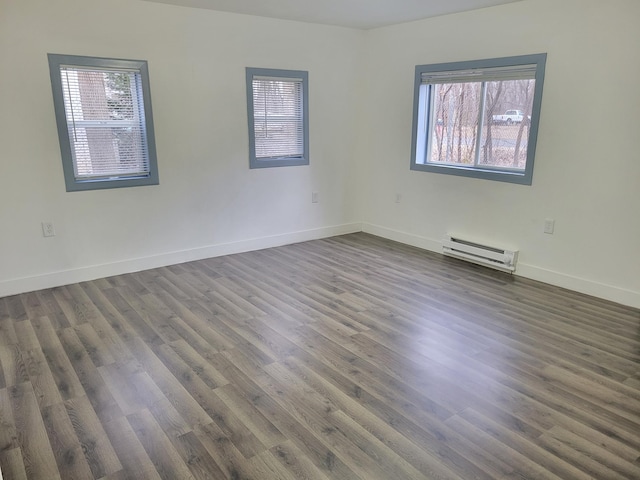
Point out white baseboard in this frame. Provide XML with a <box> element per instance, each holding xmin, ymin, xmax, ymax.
<box><xmin>515</xmin><ymin>263</ymin><xmax>640</xmax><ymax>310</ymax></box>
<box><xmin>3</xmin><ymin>221</ymin><xmax>639</xmax><ymax>310</ymax></box>
<box><xmin>362</xmin><ymin>223</ymin><xmax>442</xmax><ymax>253</ymax></box>
<box><xmin>0</xmin><ymin>222</ymin><xmax>362</xmax><ymax>298</ymax></box>
<box><xmin>362</xmin><ymin>223</ymin><xmax>640</xmax><ymax>310</ymax></box>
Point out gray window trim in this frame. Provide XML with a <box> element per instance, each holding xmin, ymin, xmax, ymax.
<box><xmin>410</xmin><ymin>53</ymin><xmax>547</xmax><ymax>185</ymax></box>
<box><xmin>246</xmin><ymin>67</ymin><xmax>309</xmax><ymax>169</ymax></box>
<box><xmin>48</xmin><ymin>53</ymin><xmax>159</xmax><ymax>192</ymax></box>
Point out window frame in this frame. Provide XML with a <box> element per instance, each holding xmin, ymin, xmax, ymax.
<box><xmin>48</xmin><ymin>53</ymin><xmax>159</xmax><ymax>192</ymax></box>
<box><xmin>245</xmin><ymin>67</ymin><xmax>309</xmax><ymax>169</ymax></box>
<box><xmin>410</xmin><ymin>53</ymin><xmax>546</xmax><ymax>185</ymax></box>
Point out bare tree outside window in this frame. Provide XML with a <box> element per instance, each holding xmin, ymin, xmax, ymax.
<box><xmin>430</xmin><ymin>82</ymin><xmax>481</xmax><ymax>165</ymax></box>
<box><xmin>429</xmin><ymin>79</ymin><xmax>535</xmax><ymax>170</ymax></box>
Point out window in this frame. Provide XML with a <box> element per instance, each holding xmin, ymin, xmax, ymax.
<box><xmin>410</xmin><ymin>54</ymin><xmax>546</xmax><ymax>185</ymax></box>
<box><xmin>246</xmin><ymin>67</ymin><xmax>309</xmax><ymax>168</ymax></box>
<box><xmin>48</xmin><ymin>54</ymin><xmax>159</xmax><ymax>191</ymax></box>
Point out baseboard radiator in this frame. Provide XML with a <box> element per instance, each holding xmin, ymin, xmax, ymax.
<box><xmin>442</xmin><ymin>235</ymin><xmax>518</xmax><ymax>273</ymax></box>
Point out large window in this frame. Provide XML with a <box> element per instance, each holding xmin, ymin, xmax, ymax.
<box><xmin>48</xmin><ymin>54</ymin><xmax>159</xmax><ymax>191</ymax></box>
<box><xmin>246</xmin><ymin>67</ymin><xmax>309</xmax><ymax>169</ymax></box>
<box><xmin>410</xmin><ymin>54</ymin><xmax>546</xmax><ymax>185</ymax></box>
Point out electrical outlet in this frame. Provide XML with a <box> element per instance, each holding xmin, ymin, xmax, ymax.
<box><xmin>42</xmin><ymin>221</ymin><xmax>56</xmax><ymax>237</ymax></box>
<box><xmin>311</xmin><ymin>192</ymin><xmax>319</xmax><ymax>203</ymax></box>
<box><xmin>544</xmin><ymin>218</ymin><xmax>555</xmax><ymax>235</ymax></box>
<box><xmin>395</xmin><ymin>193</ymin><xmax>402</xmax><ymax>203</ymax></box>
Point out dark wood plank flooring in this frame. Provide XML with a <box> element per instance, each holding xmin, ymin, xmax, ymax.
<box><xmin>0</xmin><ymin>233</ymin><xmax>639</xmax><ymax>479</ymax></box>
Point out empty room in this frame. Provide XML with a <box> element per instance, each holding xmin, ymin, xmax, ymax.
<box><xmin>1</xmin><ymin>0</ymin><xmax>639</xmax><ymax>479</ymax></box>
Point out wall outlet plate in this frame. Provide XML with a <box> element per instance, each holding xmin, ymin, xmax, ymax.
<box><xmin>544</xmin><ymin>218</ymin><xmax>555</xmax><ymax>234</ymax></box>
<box><xmin>42</xmin><ymin>221</ymin><xmax>56</xmax><ymax>237</ymax></box>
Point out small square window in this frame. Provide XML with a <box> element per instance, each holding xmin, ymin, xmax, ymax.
<box><xmin>48</xmin><ymin>54</ymin><xmax>159</xmax><ymax>191</ymax></box>
<box><xmin>410</xmin><ymin>54</ymin><xmax>546</xmax><ymax>185</ymax></box>
<box><xmin>246</xmin><ymin>68</ymin><xmax>309</xmax><ymax>169</ymax></box>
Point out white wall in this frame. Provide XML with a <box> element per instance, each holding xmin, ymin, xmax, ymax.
<box><xmin>2</xmin><ymin>0</ymin><xmax>639</xmax><ymax>309</ymax></box>
<box><xmin>359</xmin><ymin>0</ymin><xmax>640</xmax><ymax>308</ymax></box>
<box><xmin>0</xmin><ymin>0</ymin><xmax>364</xmax><ymax>295</ymax></box>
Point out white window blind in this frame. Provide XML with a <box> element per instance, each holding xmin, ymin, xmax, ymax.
<box><xmin>251</xmin><ymin>76</ymin><xmax>304</xmax><ymax>159</ymax></box>
<box><xmin>421</xmin><ymin>63</ymin><xmax>538</xmax><ymax>85</ymax></box>
<box><xmin>59</xmin><ymin>66</ymin><xmax>150</xmax><ymax>180</ymax></box>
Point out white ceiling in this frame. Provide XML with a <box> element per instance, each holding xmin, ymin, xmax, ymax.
<box><xmin>141</xmin><ymin>0</ymin><xmax>524</xmax><ymax>29</ymax></box>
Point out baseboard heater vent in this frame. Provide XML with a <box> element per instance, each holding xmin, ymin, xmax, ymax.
<box><xmin>442</xmin><ymin>235</ymin><xmax>518</xmax><ymax>273</ymax></box>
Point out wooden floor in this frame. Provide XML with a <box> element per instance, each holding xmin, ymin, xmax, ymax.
<box><xmin>0</xmin><ymin>233</ymin><xmax>639</xmax><ymax>480</ymax></box>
